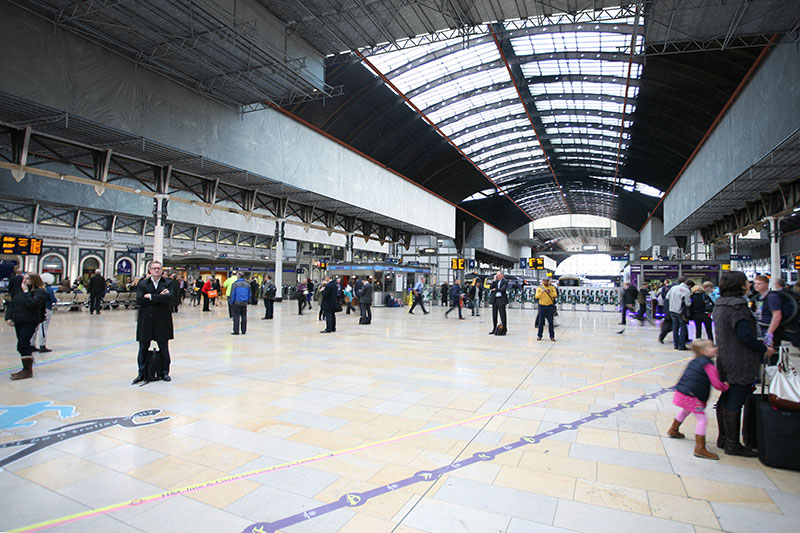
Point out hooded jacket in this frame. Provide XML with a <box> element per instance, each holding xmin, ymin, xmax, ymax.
<box><xmin>713</xmin><ymin>296</ymin><xmax>765</xmax><ymax>385</ymax></box>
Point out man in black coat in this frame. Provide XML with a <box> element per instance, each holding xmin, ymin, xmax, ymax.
<box><xmin>620</xmin><ymin>282</ymin><xmax>638</xmax><ymax>325</ymax></box>
<box><xmin>320</xmin><ymin>274</ymin><xmax>338</xmax><ymax>333</ymax></box>
<box><xmin>133</xmin><ymin>261</ymin><xmax>174</xmax><ymax>384</ymax></box>
<box><xmin>250</xmin><ymin>278</ymin><xmax>259</xmax><ymax>305</ymax></box>
<box><xmin>358</xmin><ymin>277</ymin><xmax>373</xmax><ymax>324</ymax></box>
<box><xmin>88</xmin><ymin>269</ymin><xmax>105</xmax><ymax>315</ymax></box>
<box><xmin>489</xmin><ymin>271</ymin><xmax>508</xmax><ymax>334</ymax></box>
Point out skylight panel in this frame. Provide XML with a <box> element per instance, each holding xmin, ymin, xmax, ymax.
<box><xmin>470</xmin><ymin>143</ymin><xmax>544</xmax><ymax>164</ymax></box>
<box><xmin>411</xmin><ymin>68</ymin><xmax>508</xmax><ymax>108</ymax></box>
<box><xmin>450</xmin><ymin>119</ymin><xmax>530</xmax><ymax>145</ymax></box>
<box><xmin>440</xmin><ymin>105</ymin><xmax>525</xmax><ymax>137</ymax></box>
<box><xmin>635</xmin><ymin>183</ymin><xmax>664</xmax><ymax>197</ymax></box>
<box><xmin>426</xmin><ymin>87</ymin><xmax>517</xmax><ymax>123</ymax></box>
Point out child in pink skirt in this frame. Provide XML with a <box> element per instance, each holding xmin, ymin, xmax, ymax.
<box><xmin>667</xmin><ymin>339</ymin><xmax>729</xmax><ymax>459</ymax></box>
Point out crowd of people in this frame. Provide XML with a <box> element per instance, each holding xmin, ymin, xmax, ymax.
<box><xmin>3</xmin><ymin>264</ymin><xmax>793</xmax><ymax>468</ymax></box>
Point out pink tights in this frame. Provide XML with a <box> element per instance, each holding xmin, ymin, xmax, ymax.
<box><xmin>676</xmin><ymin>408</ymin><xmax>707</xmax><ymax>435</ymax></box>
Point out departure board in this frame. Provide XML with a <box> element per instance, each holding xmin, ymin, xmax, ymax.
<box><xmin>1</xmin><ymin>235</ymin><xmax>43</xmax><ymax>255</ymax></box>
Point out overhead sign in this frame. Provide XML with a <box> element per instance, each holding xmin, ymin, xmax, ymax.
<box><xmin>418</xmin><ymin>248</ymin><xmax>437</xmax><ymax>256</ymax></box>
<box><xmin>468</xmin><ymin>259</ymin><xmax>476</xmax><ymax>269</ymax></box>
<box><xmin>610</xmin><ymin>255</ymin><xmax>628</xmax><ymax>261</ymax></box>
<box><xmin>639</xmin><ymin>256</ymin><xmax>653</xmax><ymax>261</ymax></box>
<box><xmin>528</xmin><ymin>257</ymin><xmax>544</xmax><ymax>270</ymax></box>
<box><xmin>795</xmin><ymin>255</ymin><xmax>800</xmax><ymax>270</ymax></box>
<box><xmin>450</xmin><ymin>258</ymin><xmax>465</xmax><ymax>270</ymax></box>
<box><xmin>127</xmin><ymin>246</ymin><xmax>145</xmax><ymax>254</ymax></box>
<box><xmin>218</xmin><ymin>253</ymin><xmax>228</xmax><ymax>258</ymax></box>
<box><xmin>1</xmin><ymin>235</ymin><xmax>42</xmax><ymax>256</ymax></box>
<box><xmin>780</xmin><ymin>255</ymin><xmax>788</xmax><ymax>270</ymax></box>
<box><xmin>519</xmin><ymin>258</ymin><xmax>527</xmax><ymax>269</ymax></box>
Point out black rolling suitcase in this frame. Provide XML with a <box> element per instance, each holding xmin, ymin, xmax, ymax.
<box><xmin>756</xmin><ymin>399</ymin><xmax>800</xmax><ymax>470</ymax></box>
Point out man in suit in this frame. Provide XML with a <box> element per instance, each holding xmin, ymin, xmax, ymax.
<box><xmin>262</xmin><ymin>275</ymin><xmax>276</xmax><ymax>319</ymax></box>
<box><xmin>358</xmin><ymin>277</ymin><xmax>373</xmax><ymax>324</ymax></box>
<box><xmin>88</xmin><ymin>269</ymin><xmax>105</xmax><ymax>315</ymax></box>
<box><xmin>8</xmin><ymin>267</ymin><xmax>23</xmax><ymax>298</ymax></box>
<box><xmin>489</xmin><ymin>271</ymin><xmax>508</xmax><ymax>335</ymax></box>
<box><xmin>133</xmin><ymin>261</ymin><xmax>174</xmax><ymax>383</ymax></box>
<box><xmin>320</xmin><ymin>274</ymin><xmax>338</xmax><ymax>333</ymax></box>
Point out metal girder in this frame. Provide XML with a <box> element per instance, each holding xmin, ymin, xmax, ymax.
<box><xmin>700</xmin><ymin>177</ymin><xmax>800</xmax><ymax>243</ymax></box>
<box><xmin>240</xmin><ymin>84</ymin><xmax>344</xmax><ymax>113</ymax></box>
<box><xmin>203</xmin><ymin>179</ymin><xmax>219</xmax><ymax>204</ymax></box>
<box><xmin>156</xmin><ymin>165</ymin><xmax>172</xmax><ymax>195</ymax></box>
<box><xmin>362</xmin><ymin>5</ymin><xmax>638</xmax><ymax>56</ymax></box>
<box><xmin>641</xmin><ymin>33</ymin><xmax>776</xmax><ymax>56</ymax></box>
<box><xmin>136</xmin><ymin>19</ymin><xmax>260</xmax><ymax>62</ymax></box>
<box><xmin>54</xmin><ymin>0</ymin><xmax>133</xmax><ymax>23</ymax></box>
<box><xmin>10</xmin><ymin>126</ymin><xmax>31</xmax><ymax>182</ymax></box>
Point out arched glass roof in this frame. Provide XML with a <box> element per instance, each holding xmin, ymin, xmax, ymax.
<box><xmin>363</xmin><ymin>10</ymin><xmax>645</xmax><ymax>220</ymax></box>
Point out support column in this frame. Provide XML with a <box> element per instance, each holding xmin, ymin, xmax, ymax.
<box><xmin>728</xmin><ymin>234</ymin><xmax>738</xmax><ymax>272</ymax></box>
<box><xmin>274</xmin><ymin>219</ymin><xmax>285</xmax><ymax>301</ymax></box>
<box><xmin>767</xmin><ymin>216</ymin><xmax>781</xmax><ymax>288</ymax></box>
<box><xmin>345</xmin><ymin>233</ymin><xmax>354</xmax><ymax>262</ymax></box>
<box><xmin>152</xmin><ymin>194</ymin><xmax>168</xmax><ymax>263</ymax></box>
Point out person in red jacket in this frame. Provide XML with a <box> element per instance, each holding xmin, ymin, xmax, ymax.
<box><xmin>201</xmin><ymin>276</ymin><xmax>212</xmax><ymax>312</ymax></box>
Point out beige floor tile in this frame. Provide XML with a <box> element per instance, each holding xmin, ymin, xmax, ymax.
<box><xmin>765</xmin><ymin>469</ymin><xmax>800</xmax><ymax>493</ymax></box>
<box><xmin>127</xmin><ymin>456</ymin><xmax>208</xmax><ymax>488</ymax></box>
<box><xmin>494</xmin><ymin>465</ymin><xmax>576</xmax><ymax>499</ymax></box>
<box><xmin>15</xmin><ymin>454</ymin><xmax>107</xmax><ymax>490</ymax></box>
<box><xmin>648</xmin><ymin>491</ymin><xmax>720</xmax><ymax>528</ymax></box>
<box><xmin>681</xmin><ymin>476</ymin><xmax>773</xmax><ymax>503</ymax></box>
<box><xmin>723</xmin><ymin>501</ymin><xmax>783</xmax><ymax>513</ymax></box>
<box><xmin>518</xmin><ymin>450</ymin><xmax>596</xmax><ymax>480</ymax></box>
<box><xmin>355</xmin><ymin>443</ymin><xmax>421</xmax><ymax>466</ymax></box>
<box><xmin>141</xmin><ymin>433</ymin><xmax>210</xmax><ymax>455</ymax></box>
<box><xmin>618</xmin><ymin>432</ymin><xmax>666</xmax><ymax>455</ymax></box>
<box><xmin>340</xmin><ymin>513</ymin><xmax>398</xmax><ymax>533</ymax></box>
<box><xmin>170</xmin><ymin>468</ymin><xmax>261</xmax><ymax>508</ymax></box>
<box><xmin>181</xmin><ymin>444</ymin><xmax>260</xmax><ymax>471</ymax></box>
<box><xmin>576</xmin><ymin>427</ymin><xmax>619</xmax><ymax>448</ymax></box>
<box><xmin>597</xmin><ymin>463</ymin><xmax>686</xmax><ymax>496</ymax></box>
<box><xmin>288</xmin><ymin>427</ymin><xmax>366</xmax><ymax>450</ymax></box>
<box><xmin>574</xmin><ymin>479</ymin><xmax>650</xmax><ymax>515</ymax></box>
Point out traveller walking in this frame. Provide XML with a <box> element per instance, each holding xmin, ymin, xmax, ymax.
<box><xmin>170</xmin><ymin>273</ymin><xmax>181</xmax><ymax>313</ymax></box>
<box><xmin>535</xmin><ymin>278</ymin><xmax>558</xmax><ymax>341</ymax></box>
<box><xmin>30</xmin><ymin>272</ymin><xmax>57</xmax><ymax>353</ymax></box>
<box><xmin>229</xmin><ymin>272</ymin><xmax>250</xmax><ymax>335</ymax></box>
<box><xmin>306</xmin><ymin>278</ymin><xmax>314</xmax><ymax>310</ymax></box>
<box><xmin>296</xmin><ymin>280</ymin><xmax>307</xmax><ymax>315</ymax></box>
<box><xmin>409</xmin><ymin>276</ymin><xmax>429</xmax><ymax>314</ymax></box>
<box><xmin>713</xmin><ymin>271</ymin><xmax>774</xmax><ymax>457</ymax></box>
<box><xmin>619</xmin><ymin>282</ymin><xmax>637</xmax><ymax>325</ymax></box>
<box><xmin>320</xmin><ymin>275</ymin><xmax>338</xmax><ymax>333</ymax></box>
<box><xmin>444</xmin><ymin>279</ymin><xmax>465</xmax><ymax>319</ymax></box>
<box><xmin>5</xmin><ymin>272</ymin><xmax>47</xmax><ymax>380</ymax></box>
<box><xmin>666</xmin><ymin>277</ymin><xmax>692</xmax><ymax>350</ymax></box>
<box><xmin>690</xmin><ymin>284</ymin><xmax>714</xmax><ymax>342</ymax></box>
<box><xmin>344</xmin><ymin>282</ymin><xmax>356</xmax><ymax>315</ymax></box>
<box><xmin>262</xmin><ymin>275</ymin><xmax>276</xmax><ymax>319</ymax></box>
<box><xmin>489</xmin><ymin>271</ymin><xmax>508</xmax><ymax>335</ymax></box>
<box><xmin>88</xmin><ymin>269</ymin><xmax>105</xmax><ymax>315</ymax></box>
<box><xmin>133</xmin><ymin>261</ymin><xmax>174</xmax><ymax>384</ymax></box>
<box><xmin>666</xmin><ymin>339</ymin><xmax>728</xmax><ymax>460</ymax></box>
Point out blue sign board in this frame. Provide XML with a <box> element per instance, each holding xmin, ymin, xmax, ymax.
<box><xmin>116</xmin><ymin>259</ymin><xmax>132</xmax><ymax>275</ymax></box>
<box><xmin>611</xmin><ymin>255</ymin><xmax>628</xmax><ymax>261</ymax></box>
<box><xmin>730</xmin><ymin>254</ymin><xmax>751</xmax><ymax>261</ymax></box>
<box><xmin>127</xmin><ymin>247</ymin><xmax>145</xmax><ymax>254</ymax></box>
<box><xmin>519</xmin><ymin>258</ymin><xmax>527</xmax><ymax>269</ymax></box>
<box><xmin>781</xmin><ymin>256</ymin><xmax>788</xmax><ymax>269</ymax></box>
<box><xmin>218</xmin><ymin>253</ymin><xmax>228</xmax><ymax>258</ymax></box>
<box><xmin>468</xmin><ymin>259</ymin><xmax>476</xmax><ymax>269</ymax></box>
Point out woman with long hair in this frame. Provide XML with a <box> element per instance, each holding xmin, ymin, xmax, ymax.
<box><xmin>5</xmin><ymin>272</ymin><xmax>47</xmax><ymax>380</ymax></box>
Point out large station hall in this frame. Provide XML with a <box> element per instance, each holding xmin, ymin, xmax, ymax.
<box><xmin>2</xmin><ymin>1</ymin><xmax>800</xmax><ymax>532</ymax></box>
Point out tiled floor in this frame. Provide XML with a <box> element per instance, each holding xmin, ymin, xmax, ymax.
<box><xmin>1</xmin><ymin>301</ymin><xmax>798</xmax><ymax>532</ymax></box>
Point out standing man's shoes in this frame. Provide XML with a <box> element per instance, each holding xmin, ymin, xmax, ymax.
<box><xmin>38</xmin><ymin>346</ymin><xmax>52</xmax><ymax>353</ymax></box>
<box><xmin>231</xmin><ymin>332</ymin><xmax>240</xmax><ymax>335</ymax></box>
<box><xmin>131</xmin><ymin>375</ymin><xmax>144</xmax><ymax>385</ymax></box>
<box><xmin>162</xmin><ymin>375</ymin><xmax>171</xmax><ymax>382</ymax></box>
<box><xmin>320</xmin><ymin>330</ymin><xmax>331</xmax><ymax>333</ymax></box>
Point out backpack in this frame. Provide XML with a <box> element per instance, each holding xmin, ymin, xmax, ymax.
<box><xmin>772</xmin><ymin>290</ymin><xmax>800</xmax><ymax>329</ymax></box>
<box><xmin>142</xmin><ymin>346</ymin><xmax>161</xmax><ymax>385</ymax></box>
<box><xmin>265</xmin><ymin>284</ymin><xmax>277</xmax><ymax>299</ymax></box>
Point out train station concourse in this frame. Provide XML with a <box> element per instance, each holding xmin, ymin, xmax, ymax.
<box><xmin>1</xmin><ymin>1</ymin><xmax>800</xmax><ymax>532</ymax></box>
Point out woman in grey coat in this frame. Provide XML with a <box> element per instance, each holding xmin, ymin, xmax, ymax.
<box><xmin>712</xmin><ymin>271</ymin><xmax>775</xmax><ymax>457</ymax></box>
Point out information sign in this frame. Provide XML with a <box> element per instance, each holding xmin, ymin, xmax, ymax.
<box><xmin>450</xmin><ymin>258</ymin><xmax>465</xmax><ymax>270</ymax></box>
<box><xmin>1</xmin><ymin>235</ymin><xmax>43</xmax><ymax>256</ymax></box>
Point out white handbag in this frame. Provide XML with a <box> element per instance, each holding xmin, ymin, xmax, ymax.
<box><xmin>769</xmin><ymin>346</ymin><xmax>800</xmax><ymax>412</ymax></box>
